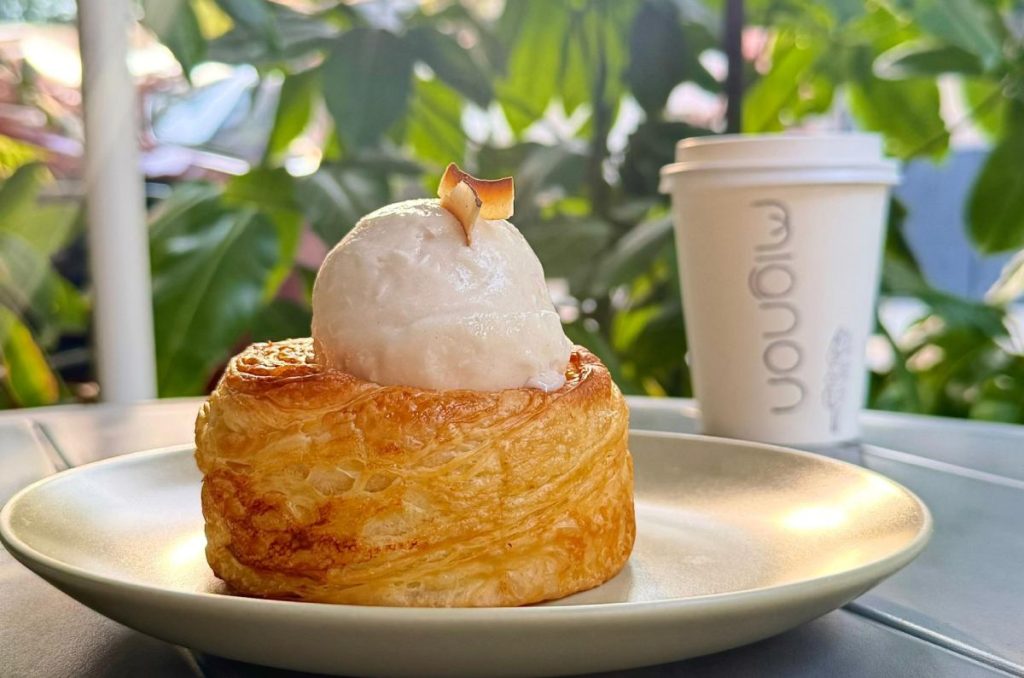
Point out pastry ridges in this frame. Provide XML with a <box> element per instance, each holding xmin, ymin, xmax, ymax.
<box><xmin>195</xmin><ymin>337</ymin><xmax>634</xmax><ymax>606</ymax></box>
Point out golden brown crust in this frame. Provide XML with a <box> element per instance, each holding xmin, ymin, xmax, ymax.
<box><xmin>195</xmin><ymin>338</ymin><xmax>634</xmax><ymax>607</ymax></box>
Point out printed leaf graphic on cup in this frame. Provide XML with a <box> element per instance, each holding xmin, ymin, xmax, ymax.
<box><xmin>823</xmin><ymin>328</ymin><xmax>853</xmax><ymax>435</ymax></box>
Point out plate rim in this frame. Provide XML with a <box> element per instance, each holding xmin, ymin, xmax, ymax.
<box><xmin>0</xmin><ymin>430</ymin><xmax>933</xmax><ymax>623</ymax></box>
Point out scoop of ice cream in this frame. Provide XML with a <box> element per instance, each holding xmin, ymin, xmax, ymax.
<box><xmin>311</xmin><ymin>199</ymin><xmax>571</xmax><ymax>392</ymax></box>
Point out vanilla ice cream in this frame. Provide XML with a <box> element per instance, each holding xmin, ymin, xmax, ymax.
<box><xmin>311</xmin><ymin>199</ymin><xmax>572</xmax><ymax>392</ymax></box>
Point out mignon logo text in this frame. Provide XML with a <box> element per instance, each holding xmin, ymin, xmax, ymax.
<box><xmin>748</xmin><ymin>199</ymin><xmax>806</xmax><ymax>414</ymax></box>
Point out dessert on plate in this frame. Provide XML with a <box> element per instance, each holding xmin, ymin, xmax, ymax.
<box><xmin>194</xmin><ymin>164</ymin><xmax>635</xmax><ymax>607</ymax></box>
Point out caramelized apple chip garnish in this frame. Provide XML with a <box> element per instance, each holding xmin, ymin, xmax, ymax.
<box><xmin>440</xmin><ymin>180</ymin><xmax>482</xmax><ymax>244</ymax></box>
<box><xmin>438</xmin><ymin>163</ymin><xmax>515</xmax><ymax>243</ymax></box>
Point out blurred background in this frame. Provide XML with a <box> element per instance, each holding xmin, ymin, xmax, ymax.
<box><xmin>1</xmin><ymin>0</ymin><xmax>1023</xmax><ymax>423</ymax></box>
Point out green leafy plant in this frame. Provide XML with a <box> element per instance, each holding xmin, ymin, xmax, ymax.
<box><xmin>0</xmin><ymin>163</ymin><xmax>85</xmax><ymax>406</ymax></box>
<box><xmin>733</xmin><ymin>0</ymin><xmax>1024</xmax><ymax>423</ymax></box>
<box><xmin>4</xmin><ymin>0</ymin><xmax>1024</xmax><ymax>423</ymax></box>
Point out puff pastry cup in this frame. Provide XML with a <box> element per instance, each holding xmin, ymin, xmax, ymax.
<box><xmin>195</xmin><ymin>338</ymin><xmax>635</xmax><ymax>607</ymax></box>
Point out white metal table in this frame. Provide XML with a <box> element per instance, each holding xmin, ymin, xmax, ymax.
<box><xmin>1</xmin><ymin>397</ymin><xmax>1021</xmax><ymax>677</ymax></box>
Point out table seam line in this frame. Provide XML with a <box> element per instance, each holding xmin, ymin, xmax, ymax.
<box><xmin>32</xmin><ymin>421</ymin><xmax>73</xmax><ymax>470</ymax></box>
<box><xmin>862</xmin><ymin>445</ymin><xmax>1024</xmax><ymax>491</ymax></box>
<box><xmin>844</xmin><ymin>601</ymin><xmax>1023</xmax><ymax>677</ymax></box>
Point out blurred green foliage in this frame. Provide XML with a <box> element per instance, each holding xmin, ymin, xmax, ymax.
<box><xmin>0</xmin><ymin>164</ymin><xmax>83</xmax><ymax>406</ymax></box>
<box><xmin>2</xmin><ymin>0</ymin><xmax>1024</xmax><ymax>423</ymax></box>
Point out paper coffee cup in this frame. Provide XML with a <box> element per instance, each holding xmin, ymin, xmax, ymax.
<box><xmin>659</xmin><ymin>134</ymin><xmax>899</xmax><ymax>446</ymax></box>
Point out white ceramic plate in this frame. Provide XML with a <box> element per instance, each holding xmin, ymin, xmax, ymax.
<box><xmin>1</xmin><ymin>431</ymin><xmax>930</xmax><ymax>677</ymax></box>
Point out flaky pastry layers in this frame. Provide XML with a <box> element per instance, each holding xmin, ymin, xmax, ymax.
<box><xmin>194</xmin><ymin>338</ymin><xmax>634</xmax><ymax>607</ymax></box>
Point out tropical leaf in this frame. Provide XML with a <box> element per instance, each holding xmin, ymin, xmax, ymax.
<box><xmin>743</xmin><ymin>31</ymin><xmax>823</xmax><ymax>132</ymax></box>
<box><xmin>0</xmin><ymin>233</ymin><xmax>88</xmax><ymax>346</ymax></box>
<box><xmin>627</xmin><ymin>0</ymin><xmax>708</xmax><ymax>113</ymax></box>
<box><xmin>621</xmin><ymin>120</ymin><xmax>710</xmax><ymax>196</ymax></box>
<box><xmin>207</xmin><ymin>3</ymin><xmax>341</xmax><ymax>65</ymax></box>
<box><xmin>214</xmin><ymin>0</ymin><xmax>278</xmax><ymax>46</ymax></box>
<box><xmin>149</xmin><ymin>187</ymin><xmax>280</xmax><ymax>396</ymax></box>
<box><xmin>985</xmin><ymin>250</ymin><xmax>1024</xmax><ymax>306</ymax></box>
<box><xmin>496</xmin><ymin>0</ymin><xmax>570</xmax><ymax>133</ymax></box>
<box><xmin>558</xmin><ymin>1</ymin><xmax>633</xmax><ymax>115</ymax></box>
<box><xmin>296</xmin><ymin>164</ymin><xmax>389</xmax><ymax>246</ymax></box>
<box><xmin>517</xmin><ymin>216</ymin><xmax>614</xmax><ymax>284</ymax></box>
<box><xmin>590</xmin><ymin>217</ymin><xmax>673</xmax><ymax>296</ymax></box>
<box><xmin>0</xmin><ymin>135</ymin><xmax>44</xmax><ymax>178</ymax></box>
<box><xmin>895</xmin><ymin>0</ymin><xmax>1003</xmax><ymax>70</ymax></box>
<box><xmin>405</xmin><ymin>77</ymin><xmax>466</xmax><ymax>167</ymax></box>
<box><xmin>223</xmin><ymin>168</ymin><xmax>302</xmax><ymax>299</ymax></box>
<box><xmin>406</xmin><ymin>27</ymin><xmax>493</xmax><ymax>107</ymax></box>
<box><xmin>141</xmin><ymin>0</ymin><xmax>205</xmax><ymax>76</ymax></box>
<box><xmin>0</xmin><ymin>307</ymin><xmax>59</xmax><ymax>407</ymax></box>
<box><xmin>265</xmin><ymin>67</ymin><xmax>320</xmax><ymax>160</ymax></box>
<box><xmin>875</xmin><ymin>41</ymin><xmax>983</xmax><ymax>78</ymax></box>
<box><xmin>0</xmin><ymin>163</ymin><xmax>78</xmax><ymax>256</ymax></box>
<box><xmin>847</xmin><ymin>68</ymin><xmax>948</xmax><ymax>158</ymax></box>
<box><xmin>322</xmin><ymin>29</ymin><xmax>414</xmax><ymax>149</ymax></box>
<box><xmin>962</xmin><ymin>78</ymin><xmax>1006</xmax><ymax>140</ymax></box>
<box><xmin>967</xmin><ymin>126</ymin><xmax>1024</xmax><ymax>253</ymax></box>
<box><xmin>0</xmin><ymin>232</ymin><xmax>50</xmax><ymax>312</ymax></box>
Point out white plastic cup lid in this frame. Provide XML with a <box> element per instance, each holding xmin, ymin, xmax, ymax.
<box><xmin>659</xmin><ymin>133</ymin><xmax>900</xmax><ymax>187</ymax></box>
